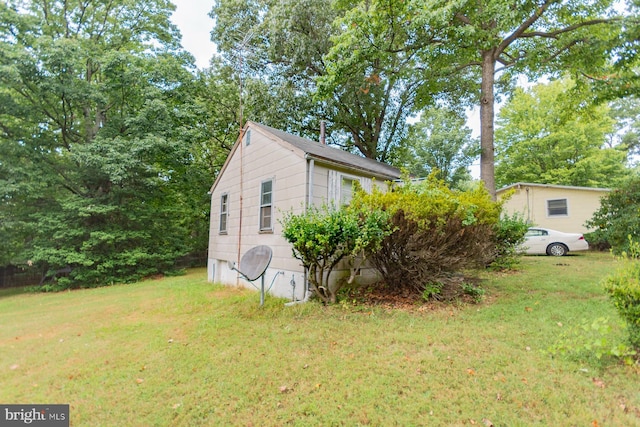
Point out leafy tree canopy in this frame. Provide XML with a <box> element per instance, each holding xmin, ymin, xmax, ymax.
<box><xmin>398</xmin><ymin>107</ymin><xmax>478</xmax><ymax>188</ymax></box>
<box><xmin>0</xmin><ymin>0</ymin><xmax>212</xmax><ymax>286</ymax></box>
<box><xmin>495</xmin><ymin>77</ymin><xmax>630</xmax><ymax>188</ymax></box>
<box><xmin>322</xmin><ymin>0</ymin><xmax>635</xmax><ymax>197</ymax></box>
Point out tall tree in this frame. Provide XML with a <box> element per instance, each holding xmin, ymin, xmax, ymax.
<box><xmin>326</xmin><ymin>0</ymin><xmax>633</xmax><ymax>197</ymax></box>
<box><xmin>609</xmin><ymin>96</ymin><xmax>640</xmax><ymax>160</ymax></box>
<box><xmin>210</xmin><ymin>0</ymin><xmax>420</xmax><ymax>162</ymax></box>
<box><xmin>399</xmin><ymin>107</ymin><xmax>478</xmax><ymax>188</ymax></box>
<box><xmin>494</xmin><ymin>77</ymin><xmax>629</xmax><ymax>188</ymax></box>
<box><xmin>0</xmin><ymin>0</ymin><xmax>209</xmax><ymax>286</ymax></box>
<box><xmin>210</xmin><ymin>0</ymin><xmax>338</xmax><ymax>142</ymax></box>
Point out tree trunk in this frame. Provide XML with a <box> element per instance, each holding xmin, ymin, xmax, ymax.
<box><xmin>480</xmin><ymin>49</ymin><xmax>497</xmax><ymax>200</ymax></box>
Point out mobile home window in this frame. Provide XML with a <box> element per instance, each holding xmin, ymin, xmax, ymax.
<box><xmin>547</xmin><ymin>198</ymin><xmax>568</xmax><ymax>216</ymax></box>
<box><xmin>219</xmin><ymin>193</ymin><xmax>229</xmax><ymax>233</ymax></box>
<box><xmin>260</xmin><ymin>179</ymin><xmax>273</xmax><ymax>231</ymax></box>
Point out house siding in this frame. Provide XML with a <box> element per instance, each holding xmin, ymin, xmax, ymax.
<box><xmin>208</xmin><ymin>127</ymin><xmax>308</xmax><ymax>299</ymax></box>
<box><xmin>208</xmin><ymin>122</ymin><xmax>400</xmax><ymax>302</ymax></box>
<box><xmin>498</xmin><ymin>183</ymin><xmax>608</xmax><ymax>234</ymax></box>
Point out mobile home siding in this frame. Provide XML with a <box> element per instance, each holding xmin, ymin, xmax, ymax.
<box><xmin>498</xmin><ymin>183</ymin><xmax>608</xmax><ymax>234</ymax></box>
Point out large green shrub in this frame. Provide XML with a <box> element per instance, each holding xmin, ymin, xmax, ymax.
<box><xmin>351</xmin><ymin>176</ymin><xmax>501</xmax><ymax>294</ymax></box>
<box><xmin>280</xmin><ymin>203</ymin><xmax>391</xmax><ymax>304</ymax></box>
<box><xmin>489</xmin><ymin>212</ymin><xmax>529</xmax><ymax>270</ymax></box>
<box><xmin>586</xmin><ymin>175</ymin><xmax>640</xmax><ymax>255</ymax></box>
<box><xmin>603</xmin><ymin>237</ymin><xmax>640</xmax><ymax>352</ymax></box>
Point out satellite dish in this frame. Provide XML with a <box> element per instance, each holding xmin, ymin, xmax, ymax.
<box><xmin>228</xmin><ymin>245</ymin><xmax>273</xmax><ymax>306</ymax></box>
<box><xmin>238</xmin><ymin>245</ymin><xmax>272</xmax><ymax>281</ymax></box>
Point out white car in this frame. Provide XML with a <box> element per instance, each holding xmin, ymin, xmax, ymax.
<box><xmin>522</xmin><ymin>228</ymin><xmax>589</xmax><ymax>256</ymax></box>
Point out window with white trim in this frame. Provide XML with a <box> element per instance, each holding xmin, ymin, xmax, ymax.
<box><xmin>341</xmin><ymin>176</ymin><xmax>356</xmax><ymax>205</ymax></box>
<box><xmin>260</xmin><ymin>179</ymin><xmax>273</xmax><ymax>231</ymax></box>
<box><xmin>328</xmin><ymin>171</ymin><xmax>370</xmax><ymax>206</ymax></box>
<box><xmin>219</xmin><ymin>193</ymin><xmax>229</xmax><ymax>233</ymax></box>
<box><xmin>547</xmin><ymin>198</ymin><xmax>568</xmax><ymax>216</ymax></box>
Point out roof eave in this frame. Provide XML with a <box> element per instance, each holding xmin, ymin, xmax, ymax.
<box><xmin>305</xmin><ymin>153</ymin><xmax>401</xmax><ymax>181</ymax></box>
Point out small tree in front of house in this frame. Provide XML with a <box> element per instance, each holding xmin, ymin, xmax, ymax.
<box><xmin>281</xmin><ymin>202</ymin><xmax>391</xmax><ymax>304</ymax></box>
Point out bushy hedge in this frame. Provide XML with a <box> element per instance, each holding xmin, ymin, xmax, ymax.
<box><xmin>281</xmin><ymin>204</ymin><xmax>391</xmax><ymax>304</ymax></box>
<box><xmin>490</xmin><ymin>212</ymin><xmax>529</xmax><ymax>271</ymax></box>
<box><xmin>603</xmin><ymin>237</ymin><xmax>640</xmax><ymax>352</ymax></box>
<box><xmin>351</xmin><ymin>176</ymin><xmax>501</xmax><ymax>294</ymax></box>
<box><xmin>586</xmin><ymin>176</ymin><xmax>640</xmax><ymax>255</ymax></box>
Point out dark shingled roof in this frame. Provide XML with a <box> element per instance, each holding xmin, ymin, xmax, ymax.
<box><xmin>250</xmin><ymin>122</ymin><xmax>401</xmax><ymax>180</ymax></box>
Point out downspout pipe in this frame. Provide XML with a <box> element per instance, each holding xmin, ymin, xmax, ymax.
<box><xmin>285</xmin><ymin>155</ymin><xmax>315</xmax><ymax>306</ymax></box>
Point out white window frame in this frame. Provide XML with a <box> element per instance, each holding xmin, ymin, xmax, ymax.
<box><xmin>219</xmin><ymin>193</ymin><xmax>229</xmax><ymax>234</ymax></box>
<box><xmin>546</xmin><ymin>198</ymin><xmax>568</xmax><ymax>217</ymax></box>
<box><xmin>328</xmin><ymin>171</ymin><xmax>371</xmax><ymax>206</ymax></box>
<box><xmin>259</xmin><ymin>179</ymin><xmax>273</xmax><ymax>232</ymax></box>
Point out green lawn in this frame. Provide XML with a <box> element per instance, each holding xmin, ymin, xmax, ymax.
<box><xmin>1</xmin><ymin>252</ymin><xmax>639</xmax><ymax>426</ymax></box>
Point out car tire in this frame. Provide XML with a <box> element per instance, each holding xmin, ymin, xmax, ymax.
<box><xmin>546</xmin><ymin>243</ymin><xmax>568</xmax><ymax>256</ymax></box>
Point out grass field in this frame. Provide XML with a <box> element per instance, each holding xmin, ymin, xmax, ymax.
<box><xmin>1</xmin><ymin>252</ymin><xmax>639</xmax><ymax>426</ymax></box>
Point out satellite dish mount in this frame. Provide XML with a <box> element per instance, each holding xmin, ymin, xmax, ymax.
<box><xmin>228</xmin><ymin>245</ymin><xmax>273</xmax><ymax>306</ymax></box>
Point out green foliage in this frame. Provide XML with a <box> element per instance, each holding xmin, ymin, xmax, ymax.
<box><xmin>495</xmin><ymin>77</ymin><xmax>630</xmax><ymax>188</ymax></box>
<box><xmin>280</xmin><ymin>201</ymin><xmax>391</xmax><ymax>304</ymax></box>
<box><xmin>398</xmin><ymin>107</ymin><xmax>479</xmax><ymax>188</ymax></box>
<box><xmin>352</xmin><ymin>175</ymin><xmax>501</xmax><ymax>294</ymax></box>
<box><xmin>547</xmin><ymin>317</ymin><xmax>637</xmax><ymax>365</ymax></box>
<box><xmin>383</xmin><ymin>0</ymin><xmax>625</xmax><ymax>195</ymax></box>
<box><xmin>0</xmin><ymin>0</ymin><xmax>212</xmax><ymax>289</ymax></box>
<box><xmin>422</xmin><ymin>281</ymin><xmax>444</xmax><ymax>302</ymax></box>
<box><xmin>602</xmin><ymin>237</ymin><xmax>640</xmax><ymax>351</ymax></box>
<box><xmin>586</xmin><ymin>175</ymin><xmax>640</xmax><ymax>255</ymax></box>
<box><xmin>489</xmin><ymin>212</ymin><xmax>529</xmax><ymax>271</ymax></box>
<box><xmin>461</xmin><ymin>282</ymin><xmax>486</xmax><ymax>304</ymax></box>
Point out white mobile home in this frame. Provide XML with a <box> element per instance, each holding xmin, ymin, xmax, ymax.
<box><xmin>207</xmin><ymin>122</ymin><xmax>401</xmax><ymax>301</ymax></box>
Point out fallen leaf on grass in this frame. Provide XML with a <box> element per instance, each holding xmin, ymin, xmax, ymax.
<box><xmin>467</xmin><ymin>368</ymin><xmax>476</xmax><ymax>376</ymax></box>
<box><xmin>482</xmin><ymin>418</ymin><xmax>494</xmax><ymax>427</ymax></box>
<box><xmin>525</xmin><ymin>307</ymin><xmax>533</xmax><ymax>312</ymax></box>
<box><xmin>592</xmin><ymin>378</ymin><xmax>606</xmax><ymax>388</ymax></box>
<box><xmin>279</xmin><ymin>385</ymin><xmax>290</xmax><ymax>393</ymax></box>
<box><xmin>136</xmin><ymin>378</ymin><xmax>144</xmax><ymax>384</ymax></box>
<box><xmin>9</xmin><ymin>364</ymin><xmax>19</xmax><ymax>370</ymax></box>
<box><xmin>172</xmin><ymin>403</ymin><xmax>181</xmax><ymax>409</ymax></box>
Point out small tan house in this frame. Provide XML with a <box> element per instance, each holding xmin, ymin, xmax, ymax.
<box><xmin>207</xmin><ymin>122</ymin><xmax>401</xmax><ymax>301</ymax></box>
<box><xmin>497</xmin><ymin>182</ymin><xmax>610</xmax><ymax>234</ymax></box>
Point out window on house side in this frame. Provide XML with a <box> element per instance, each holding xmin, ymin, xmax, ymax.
<box><xmin>219</xmin><ymin>193</ymin><xmax>229</xmax><ymax>233</ymax></box>
<box><xmin>341</xmin><ymin>177</ymin><xmax>356</xmax><ymax>205</ymax></box>
<box><xmin>547</xmin><ymin>198</ymin><xmax>568</xmax><ymax>216</ymax></box>
<box><xmin>260</xmin><ymin>180</ymin><xmax>273</xmax><ymax>231</ymax></box>
<box><xmin>244</xmin><ymin>129</ymin><xmax>251</xmax><ymax>146</ymax></box>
